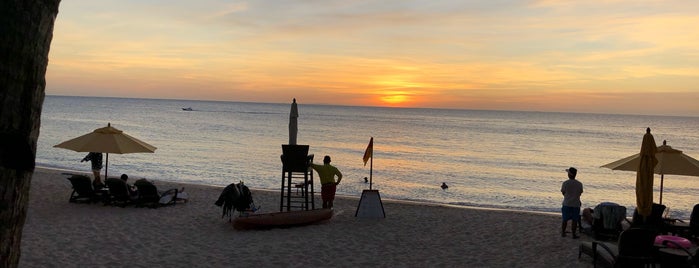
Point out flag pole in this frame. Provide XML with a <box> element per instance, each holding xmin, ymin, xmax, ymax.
<box><xmin>369</xmin><ymin>152</ymin><xmax>373</xmax><ymax>190</ymax></box>
<box><xmin>363</xmin><ymin>136</ymin><xmax>374</xmax><ymax>189</ymax></box>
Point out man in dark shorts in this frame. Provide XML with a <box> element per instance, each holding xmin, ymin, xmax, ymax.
<box><xmin>311</xmin><ymin>155</ymin><xmax>343</xmax><ymax>209</ymax></box>
<box><xmin>561</xmin><ymin>167</ymin><xmax>583</xmax><ymax>239</ymax></box>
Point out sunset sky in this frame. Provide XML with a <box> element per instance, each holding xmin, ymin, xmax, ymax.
<box><xmin>47</xmin><ymin>0</ymin><xmax>699</xmax><ymax>116</ymax></box>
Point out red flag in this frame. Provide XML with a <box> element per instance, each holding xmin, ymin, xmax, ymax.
<box><xmin>363</xmin><ymin>137</ymin><xmax>373</xmax><ymax>166</ymax></box>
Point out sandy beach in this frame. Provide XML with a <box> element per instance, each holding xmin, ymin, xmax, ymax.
<box><xmin>19</xmin><ymin>168</ymin><xmax>596</xmax><ymax>267</ymax></box>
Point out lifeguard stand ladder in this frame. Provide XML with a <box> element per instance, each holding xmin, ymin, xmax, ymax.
<box><xmin>280</xmin><ymin>145</ymin><xmax>315</xmax><ymax>212</ymax></box>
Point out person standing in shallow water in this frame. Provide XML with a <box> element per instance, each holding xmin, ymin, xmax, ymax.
<box><xmin>310</xmin><ymin>155</ymin><xmax>343</xmax><ymax>209</ymax></box>
<box><xmin>561</xmin><ymin>167</ymin><xmax>583</xmax><ymax>239</ymax></box>
<box><xmin>81</xmin><ymin>152</ymin><xmax>103</xmax><ymax>188</ymax></box>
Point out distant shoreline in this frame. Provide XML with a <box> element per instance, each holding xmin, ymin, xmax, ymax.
<box><xmin>45</xmin><ymin>94</ymin><xmax>698</xmax><ymax>118</ymax></box>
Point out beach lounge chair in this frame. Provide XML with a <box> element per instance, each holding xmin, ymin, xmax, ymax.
<box><xmin>631</xmin><ymin>203</ymin><xmax>668</xmax><ymax>233</ymax></box>
<box><xmin>579</xmin><ymin>228</ymin><xmax>657</xmax><ymax>268</ymax></box>
<box><xmin>591</xmin><ymin>203</ymin><xmax>628</xmax><ymax>241</ymax></box>
<box><xmin>665</xmin><ymin>204</ymin><xmax>699</xmax><ymax>240</ymax></box>
<box><xmin>683</xmin><ymin>204</ymin><xmax>699</xmax><ymax>240</ymax></box>
<box><xmin>105</xmin><ymin>178</ymin><xmax>134</xmax><ymax>207</ymax></box>
<box><xmin>133</xmin><ymin>179</ymin><xmax>184</xmax><ymax>208</ymax></box>
<box><xmin>67</xmin><ymin>175</ymin><xmax>98</xmax><ymax>203</ymax></box>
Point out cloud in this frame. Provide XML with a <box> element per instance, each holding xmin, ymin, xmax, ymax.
<box><xmin>46</xmin><ymin>0</ymin><xmax>699</xmax><ymax>116</ymax></box>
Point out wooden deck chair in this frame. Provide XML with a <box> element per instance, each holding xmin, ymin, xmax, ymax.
<box><xmin>105</xmin><ymin>178</ymin><xmax>133</xmax><ymax>207</ymax></box>
<box><xmin>666</xmin><ymin>204</ymin><xmax>699</xmax><ymax>241</ymax></box>
<box><xmin>591</xmin><ymin>203</ymin><xmax>627</xmax><ymax>241</ymax></box>
<box><xmin>67</xmin><ymin>175</ymin><xmax>98</xmax><ymax>203</ymax></box>
<box><xmin>579</xmin><ymin>228</ymin><xmax>657</xmax><ymax>268</ymax></box>
<box><xmin>631</xmin><ymin>203</ymin><xmax>668</xmax><ymax>233</ymax></box>
<box><xmin>133</xmin><ymin>179</ymin><xmax>181</xmax><ymax>208</ymax></box>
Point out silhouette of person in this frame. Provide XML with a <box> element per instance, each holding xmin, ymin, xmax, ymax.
<box><xmin>81</xmin><ymin>152</ymin><xmax>103</xmax><ymax>188</ymax></box>
<box><xmin>561</xmin><ymin>167</ymin><xmax>583</xmax><ymax>239</ymax></box>
<box><xmin>120</xmin><ymin>174</ymin><xmax>138</xmax><ymax>197</ymax></box>
<box><xmin>310</xmin><ymin>155</ymin><xmax>343</xmax><ymax>209</ymax></box>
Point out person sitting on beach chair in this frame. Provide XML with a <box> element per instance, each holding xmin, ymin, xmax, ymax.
<box><xmin>120</xmin><ymin>174</ymin><xmax>138</xmax><ymax>198</ymax></box>
<box><xmin>580</xmin><ymin>207</ymin><xmax>594</xmax><ymax>234</ymax></box>
<box><xmin>105</xmin><ymin>177</ymin><xmax>136</xmax><ymax>207</ymax></box>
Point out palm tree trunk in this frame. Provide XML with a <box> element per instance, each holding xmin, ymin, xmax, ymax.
<box><xmin>0</xmin><ymin>1</ymin><xmax>61</xmax><ymax>267</ymax></box>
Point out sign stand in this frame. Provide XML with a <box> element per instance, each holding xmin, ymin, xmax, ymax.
<box><xmin>355</xmin><ymin>189</ymin><xmax>385</xmax><ymax>218</ymax></box>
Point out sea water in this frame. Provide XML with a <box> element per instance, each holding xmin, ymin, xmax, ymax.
<box><xmin>36</xmin><ymin>96</ymin><xmax>699</xmax><ymax>219</ymax></box>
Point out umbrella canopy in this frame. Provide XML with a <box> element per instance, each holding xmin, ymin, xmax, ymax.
<box><xmin>602</xmin><ymin>130</ymin><xmax>699</xmax><ymax>205</ymax></box>
<box><xmin>289</xmin><ymin>98</ymin><xmax>298</xmax><ymax>145</ymax></box>
<box><xmin>54</xmin><ymin>123</ymin><xmax>157</xmax><ymax>179</ymax></box>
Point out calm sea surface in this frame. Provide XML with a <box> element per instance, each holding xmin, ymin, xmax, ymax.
<box><xmin>36</xmin><ymin>96</ymin><xmax>699</xmax><ymax>219</ymax></box>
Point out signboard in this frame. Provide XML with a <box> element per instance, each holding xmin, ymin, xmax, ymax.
<box><xmin>355</xmin><ymin>190</ymin><xmax>385</xmax><ymax>218</ymax></box>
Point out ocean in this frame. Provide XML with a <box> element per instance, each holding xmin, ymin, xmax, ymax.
<box><xmin>36</xmin><ymin>96</ymin><xmax>699</xmax><ymax>219</ymax></box>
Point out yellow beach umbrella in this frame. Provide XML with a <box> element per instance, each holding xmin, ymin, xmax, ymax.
<box><xmin>636</xmin><ymin>128</ymin><xmax>658</xmax><ymax>217</ymax></box>
<box><xmin>602</xmin><ymin>134</ymin><xmax>699</xmax><ymax>205</ymax></box>
<box><xmin>54</xmin><ymin>123</ymin><xmax>157</xmax><ymax>179</ymax></box>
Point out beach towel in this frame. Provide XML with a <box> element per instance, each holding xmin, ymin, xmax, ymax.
<box><xmin>594</xmin><ymin>202</ymin><xmax>626</xmax><ymax>230</ymax></box>
<box><xmin>215</xmin><ymin>182</ymin><xmax>255</xmax><ymax>221</ymax></box>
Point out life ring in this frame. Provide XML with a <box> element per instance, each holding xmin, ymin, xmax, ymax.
<box><xmin>655</xmin><ymin>235</ymin><xmax>692</xmax><ymax>249</ymax></box>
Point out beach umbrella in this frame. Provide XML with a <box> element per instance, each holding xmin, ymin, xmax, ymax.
<box><xmin>602</xmin><ymin>130</ymin><xmax>699</xmax><ymax>205</ymax></box>
<box><xmin>54</xmin><ymin>123</ymin><xmax>157</xmax><ymax>180</ymax></box>
<box><xmin>289</xmin><ymin>98</ymin><xmax>298</xmax><ymax>145</ymax></box>
<box><xmin>636</xmin><ymin>128</ymin><xmax>657</xmax><ymax>217</ymax></box>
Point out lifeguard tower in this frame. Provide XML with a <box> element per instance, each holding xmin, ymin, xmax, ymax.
<box><xmin>279</xmin><ymin>144</ymin><xmax>315</xmax><ymax>211</ymax></box>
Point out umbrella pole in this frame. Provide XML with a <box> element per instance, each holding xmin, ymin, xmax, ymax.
<box><xmin>105</xmin><ymin>153</ymin><xmax>109</xmax><ymax>180</ymax></box>
<box><xmin>369</xmin><ymin>155</ymin><xmax>373</xmax><ymax>190</ymax></box>
<box><xmin>659</xmin><ymin>174</ymin><xmax>664</xmax><ymax>205</ymax></box>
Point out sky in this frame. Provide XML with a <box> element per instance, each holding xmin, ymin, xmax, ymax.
<box><xmin>46</xmin><ymin>0</ymin><xmax>699</xmax><ymax>116</ymax></box>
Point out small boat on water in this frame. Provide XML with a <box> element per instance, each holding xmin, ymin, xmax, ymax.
<box><xmin>233</xmin><ymin>208</ymin><xmax>333</xmax><ymax>230</ymax></box>
<box><xmin>182</xmin><ymin>107</ymin><xmax>193</xmax><ymax>111</ymax></box>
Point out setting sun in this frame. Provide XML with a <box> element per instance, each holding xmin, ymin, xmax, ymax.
<box><xmin>380</xmin><ymin>94</ymin><xmax>410</xmax><ymax>105</ymax></box>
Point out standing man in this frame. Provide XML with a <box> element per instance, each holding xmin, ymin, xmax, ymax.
<box><xmin>81</xmin><ymin>152</ymin><xmax>104</xmax><ymax>189</ymax></box>
<box><xmin>311</xmin><ymin>155</ymin><xmax>343</xmax><ymax>209</ymax></box>
<box><xmin>561</xmin><ymin>167</ymin><xmax>583</xmax><ymax>239</ymax></box>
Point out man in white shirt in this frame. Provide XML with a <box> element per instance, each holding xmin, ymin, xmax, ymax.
<box><xmin>561</xmin><ymin>167</ymin><xmax>583</xmax><ymax>239</ymax></box>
